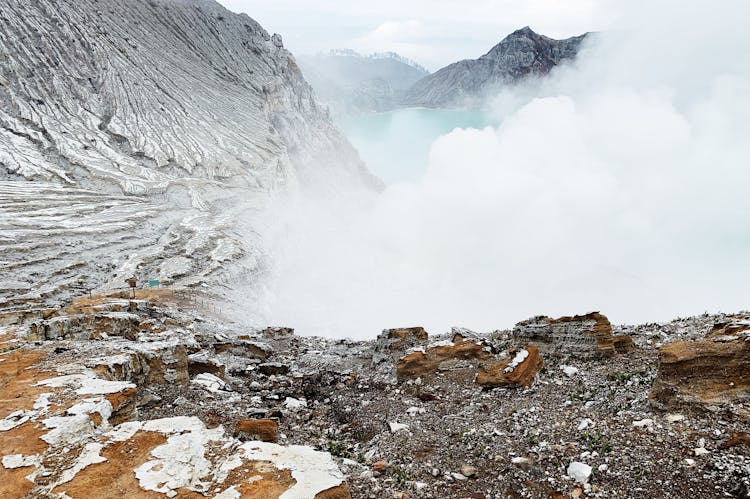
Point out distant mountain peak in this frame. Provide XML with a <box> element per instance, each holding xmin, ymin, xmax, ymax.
<box><xmin>403</xmin><ymin>27</ymin><xmax>588</xmax><ymax>108</ymax></box>
<box><xmin>509</xmin><ymin>26</ymin><xmax>537</xmax><ymax>37</ymax></box>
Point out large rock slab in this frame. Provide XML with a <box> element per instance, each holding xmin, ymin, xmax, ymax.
<box><xmin>396</xmin><ymin>335</ymin><xmax>490</xmax><ymax>380</ymax></box>
<box><xmin>476</xmin><ymin>346</ymin><xmax>544</xmax><ymax>388</ymax></box>
<box><xmin>512</xmin><ymin>312</ymin><xmax>633</xmax><ymax>359</ymax></box>
<box><xmin>650</xmin><ymin>319</ymin><xmax>750</xmax><ymax>419</ymax></box>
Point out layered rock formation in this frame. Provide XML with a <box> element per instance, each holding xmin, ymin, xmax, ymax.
<box><xmin>0</xmin><ymin>0</ymin><xmax>375</xmax><ymax>311</ymax></box>
<box><xmin>402</xmin><ymin>27</ymin><xmax>588</xmax><ymax>108</ymax></box>
<box><xmin>512</xmin><ymin>312</ymin><xmax>634</xmax><ymax>359</ymax></box>
<box><xmin>650</xmin><ymin>315</ymin><xmax>750</xmax><ymax>420</ymax></box>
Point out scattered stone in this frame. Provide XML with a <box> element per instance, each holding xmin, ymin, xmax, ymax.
<box><xmin>460</xmin><ymin>465</ymin><xmax>477</xmax><ymax>477</ymax></box>
<box><xmin>372</xmin><ymin>460</ymin><xmax>388</xmax><ymax>472</ymax></box>
<box><xmin>632</xmin><ymin>419</ymin><xmax>654</xmax><ymax>428</ymax></box>
<box><xmin>283</xmin><ymin>397</ymin><xmax>307</xmax><ymax>411</ymax></box>
<box><xmin>567</xmin><ymin>461</ymin><xmax>592</xmax><ymax>484</ymax></box>
<box><xmin>665</xmin><ymin>413</ymin><xmax>685</xmax><ymax>423</ymax></box>
<box><xmin>191</xmin><ymin>372</ymin><xmax>227</xmax><ymax>393</ymax></box>
<box><xmin>388</xmin><ymin>422</ymin><xmax>409</xmax><ymax>433</ymax></box>
<box><xmin>577</xmin><ymin>418</ymin><xmax>594</xmax><ymax>431</ymax></box>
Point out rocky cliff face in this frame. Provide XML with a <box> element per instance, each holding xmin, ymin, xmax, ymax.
<box><xmin>0</xmin><ymin>0</ymin><xmax>375</xmax><ymax>310</ymax></box>
<box><xmin>403</xmin><ymin>27</ymin><xmax>588</xmax><ymax>108</ymax></box>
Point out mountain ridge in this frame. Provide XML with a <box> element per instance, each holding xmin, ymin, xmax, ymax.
<box><xmin>0</xmin><ymin>0</ymin><xmax>375</xmax><ymax>310</ymax></box>
<box><xmin>402</xmin><ymin>26</ymin><xmax>589</xmax><ymax>108</ymax></box>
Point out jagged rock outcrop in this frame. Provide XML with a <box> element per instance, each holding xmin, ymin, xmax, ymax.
<box><xmin>402</xmin><ymin>27</ymin><xmax>588</xmax><ymax>108</ymax></box>
<box><xmin>298</xmin><ymin>50</ymin><xmax>429</xmax><ymax>115</ymax></box>
<box><xmin>650</xmin><ymin>317</ymin><xmax>750</xmax><ymax>419</ymax></box>
<box><xmin>0</xmin><ymin>296</ymin><xmax>352</xmax><ymax>498</ymax></box>
<box><xmin>373</xmin><ymin>327</ymin><xmax>430</xmax><ymax>365</ymax></box>
<box><xmin>512</xmin><ymin>312</ymin><xmax>634</xmax><ymax>359</ymax></box>
<box><xmin>0</xmin><ymin>0</ymin><xmax>376</xmax><ymax>311</ymax></box>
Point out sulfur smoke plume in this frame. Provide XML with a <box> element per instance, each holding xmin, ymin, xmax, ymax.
<box><xmin>246</xmin><ymin>0</ymin><xmax>750</xmax><ymax>338</ymax></box>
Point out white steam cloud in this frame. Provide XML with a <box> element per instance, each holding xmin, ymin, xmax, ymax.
<box><xmin>248</xmin><ymin>0</ymin><xmax>750</xmax><ymax>338</ymax></box>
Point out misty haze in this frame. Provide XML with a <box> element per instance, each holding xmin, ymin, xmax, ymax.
<box><xmin>1</xmin><ymin>1</ymin><xmax>748</xmax><ymax>497</ymax></box>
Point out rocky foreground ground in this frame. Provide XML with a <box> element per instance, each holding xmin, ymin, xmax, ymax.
<box><xmin>0</xmin><ymin>291</ymin><xmax>748</xmax><ymax>498</ymax></box>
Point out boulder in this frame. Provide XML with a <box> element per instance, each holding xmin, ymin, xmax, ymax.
<box><xmin>650</xmin><ymin>323</ymin><xmax>750</xmax><ymax>419</ymax></box>
<box><xmin>396</xmin><ymin>335</ymin><xmax>489</xmax><ymax>380</ymax></box>
<box><xmin>374</xmin><ymin>327</ymin><xmax>429</xmax><ymax>364</ymax></box>
<box><xmin>476</xmin><ymin>346</ymin><xmax>543</xmax><ymax>388</ymax></box>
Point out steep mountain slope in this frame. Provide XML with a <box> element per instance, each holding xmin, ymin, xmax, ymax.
<box><xmin>298</xmin><ymin>50</ymin><xmax>429</xmax><ymax>115</ymax></box>
<box><xmin>0</xmin><ymin>0</ymin><xmax>374</xmax><ymax>310</ymax></box>
<box><xmin>403</xmin><ymin>27</ymin><xmax>588</xmax><ymax>108</ymax></box>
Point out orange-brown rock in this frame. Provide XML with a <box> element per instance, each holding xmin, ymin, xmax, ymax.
<box><xmin>476</xmin><ymin>346</ymin><xmax>543</xmax><ymax>388</ymax></box>
<box><xmin>396</xmin><ymin>336</ymin><xmax>489</xmax><ymax>380</ymax></box>
<box><xmin>315</xmin><ymin>483</ymin><xmax>352</xmax><ymax>499</ymax></box>
<box><xmin>235</xmin><ymin>419</ymin><xmax>279</xmax><ymax>443</ymax></box>
<box><xmin>719</xmin><ymin>431</ymin><xmax>750</xmax><ymax>450</ymax></box>
<box><xmin>106</xmin><ymin>386</ymin><xmax>138</xmax><ymax>425</ymax></box>
<box><xmin>706</xmin><ymin>316</ymin><xmax>750</xmax><ymax>339</ymax></box>
<box><xmin>650</xmin><ymin>328</ymin><xmax>750</xmax><ymax>419</ymax></box>
<box><xmin>372</xmin><ymin>460</ymin><xmax>389</xmax><ymax>472</ymax></box>
<box><xmin>613</xmin><ymin>335</ymin><xmax>636</xmax><ymax>353</ymax></box>
<box><xmin>513</xmin><ymin>312</ymin><xmax>634</xmax><ymax>359</ymax></box>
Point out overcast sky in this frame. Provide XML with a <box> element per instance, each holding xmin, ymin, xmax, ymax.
<box><xmin>220</xmin><ymin>0</ymin><xmax>621</xmax><ymax>70</ymax></box>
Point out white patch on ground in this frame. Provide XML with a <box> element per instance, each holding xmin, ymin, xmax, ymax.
<box><xmin>67</xmin><ymin>397</ymin><xmax>113</xmax><ymax>426</ymax></box>
<box><xmin>36</xmin><ymin>373</ymin><xmax>90</xmax><ymax>388</ymax></box>
<box><xmin>560</xmin><ymin>365</ymin><xmax>579</xmax><ymax>377</ymax></box>
<box><xmin>141</xmin><ymin>416</ymin><xmax>206</xmax><ymax>434</ymax></box>
<box><xmin>0</xmin><ymin>411</ymin><xmax>31</xmax><ymax>431</ymax></box>
<box><xmin>41</xmin><ymin>415</ymin><xmax>94</xmax><ymax>446</ymax></box>
<box><xmin>427</xmin><ymin>339</ymin><xmax>455</xmax><ymax>348</ymax></box>
<box><xmin>504</xmin><ymin>349</ymin><xmax>529</xmax><ymax>373</ymax></box>
<box><xmin>53</xmin><ymin>442</ymin><xmax>106</xmax><ymax>486</ymax></box>
<box><xmin>2</xmin><ymin>454</ymin><xmax>41</xmax><ymax>469</ymax></box>
<box><xmin>134</xmin><ymin>425</ymin><xmax>225</xmax><ymax>495</ymax></box>
<box><xmin>215</xmin><ymin>485</ymin><xmax>242</xmax><ymax>499</ymax></box>
<box><xmin>33</xmin><ymin>393</ymin><xmax>54</xmax><ymax>413</ymax></box>
<box><xmin>76</xmin><ymin>378</ymin><xmax>135</xmax><ymax>395</ymax></box>
<box><xmin>567</xmin><ymin>461</ymin><xmax>592</xmax><ymax>484</ymax></box>
<box><xmin>240</xmin><ymin>442</ymin><xmax>346</xmax><ymax>499</ymax></box>
<box><xmin>104</xmin><ymin>421</ymin><xmax>144</xmax><ymax>442</ymax></box>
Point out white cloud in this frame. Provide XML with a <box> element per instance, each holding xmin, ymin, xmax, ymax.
<box><xmin>219</xmin><ymin>0</ymin><xmax>614</xmax><ymax>67</ymax></box>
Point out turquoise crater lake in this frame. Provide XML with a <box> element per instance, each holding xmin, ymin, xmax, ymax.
<box><xmin>337</xmin><ymin>108</ymin><xmax>498</xmax><ymax>184</ymax></box>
